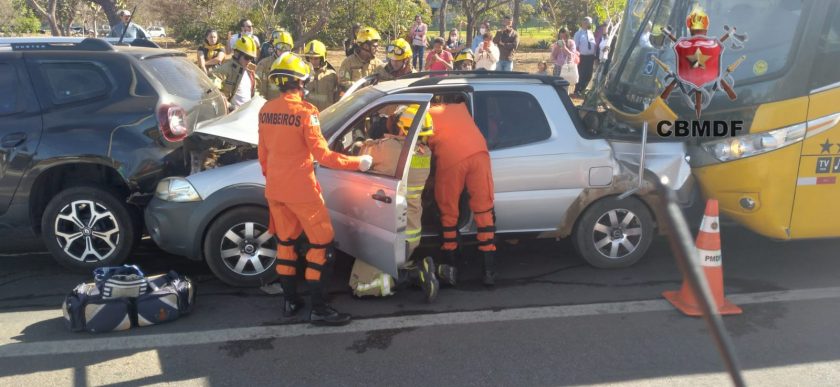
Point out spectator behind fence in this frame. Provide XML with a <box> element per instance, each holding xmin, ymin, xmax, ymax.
<box><xmin>109</xmin><ymin>9</ymin><xmax>144</xmax><ymax>40</ymax></box>
<box><xmin>198</xmin><ymin>29</ymin><xmax>226</xmax><ymax>75</ymax></box>
<box><xmin>574</xmin><ymin>16</ymin><xmax>597</xmax><ymax>96</ymax></box>
<box><xmin>425</xmin><ymin>37</ymin><xmax>453</xmax><ymax>74</ymax></box>
<box><xmin>475</xmin><ymin>33</ymin><xmax>499</xmax><ymax>71</ymax></box>
<box><xmin>536</xmin><ymin>61</ymin><xmax>549</xmax><ymax>76</ymax></box>
<box><xmin>408</xmin><ymin>15</ymin><xmax>428</xmax><ymax>70</ymax></box>
<box><xmin>227</xmin><ymin>19</ymin><xmax>260</xmax><ymax>56</ymax></box>
<box><xmin>551</xmin><ymin>28</ymin><xmax>578</xmax><ymax>93</ymax></box>
<box><xmin>493</xmin><ymin>15</ymin><xmax>519</xmax><ymax>71</ymax></box>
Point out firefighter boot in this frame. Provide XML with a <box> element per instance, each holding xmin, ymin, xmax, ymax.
<box><xmin>437</xmin><ymin>264</ymin><xmax>458</xmax><ymax>287</ymax></box>
<box><xmin>483</xmin><ymin>251</ymin><xmax>497</xmax><ymax>286</ymax></box>
<box><xmin>309</xmin><ymin>281</ymin><xmax>352</xmax><ymax>326</ymax></box>
<box><xmin>279</xmin><ymin>278</ymin><xmax>304</xmax><ymax>318</ymax></box>
<box><xmin>418</xmin><ymin>256</ymin><xmax>440</xmax><ymax>303</ymax></box>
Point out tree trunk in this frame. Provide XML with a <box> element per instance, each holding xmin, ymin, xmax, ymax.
<box><xmin>465</xmin><ymin>14</ymin><xmax>474</xmax><ymax>48</ymax></box>
<box><xmin>89</xmin><ymin>0</ymin><xmax>119</xmax><ymax>28</ymax></box>
<box><xmin>513</xmin><ymin>0</ymin><xmax>521</xmax><ymax>29</ymax></box>
<box><xmin>438</xmin><ymin>0</ymin><xmax>448</xmax><ymax>36</ymax></box>
<box><xmin>27</xmin><ymin>0</ymin><xmax>62</xmax><ymax>36</ymax></box>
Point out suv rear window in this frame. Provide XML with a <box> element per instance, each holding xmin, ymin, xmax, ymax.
<box><xmin>474</xmin><ymin>91</ymin><xmax>552</xmax><ymax>150</ymax></box>
<box><xmin>40</xmin><ymin>62</ymin><xmax>110</xmax><ymax>105</ymax></box>
<box><xmin>0</xmin><ymin>64</ymin><xmax>20</xmax><ymax>115</ymax></box>
<box><xmin>140</xmin><ymin>56</ymin><xmax>215</xmax><ymax>100</ymax></box>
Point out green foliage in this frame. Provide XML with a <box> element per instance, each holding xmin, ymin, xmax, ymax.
<box><xmin>159</xmin><ymin>0</ymin><xmax>244</xmax><ymax>44</ymax></box>
<box><xmin>11</xmin><ymin>1</ymin><xmax>40</xmax><ymax>34</ymax></box>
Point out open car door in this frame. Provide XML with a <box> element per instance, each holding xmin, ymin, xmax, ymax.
<box><xmin>317</xmin><ymin>93</ymin><xmax>434</xmax><ymax>276</ymax></box>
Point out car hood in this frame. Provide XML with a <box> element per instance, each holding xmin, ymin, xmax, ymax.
<box><xmin>194</xmin><ymin>96</ymin><xmax>266</xmax><ymax>145</ymax></box>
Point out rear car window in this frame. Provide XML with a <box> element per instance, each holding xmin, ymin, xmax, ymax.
<box><xmin>40</xmin><ymin>62</ymin><xmax>110</xmax><ymax>105</ymax></box>
<box><xmin>474</xmin><ymin>91</ymin><xmax>552</xmax><ymax>150</ymax></box>
<box><xmin>140</xmin><ymin>56</ymin><xmax>216</xmax><ymax>100</ymax></box>
<box><xmin>0</xmin><ymin>63</ymin><xmax>20</xmax><ymax>115</ymax></box>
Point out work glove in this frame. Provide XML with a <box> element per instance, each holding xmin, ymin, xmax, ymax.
<box><xmin>358</xmin><ymin>155</ymin><xmax>373</xmax><ymax>172</ymax></box>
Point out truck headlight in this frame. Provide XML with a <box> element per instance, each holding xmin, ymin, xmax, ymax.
<box><xmin>702</xmin><ymin>123</ymin><xmax>806</xmax><ymax>162</ymax></box>
<box><xmin>155</xmin><ymin>177</ymin><xmax>201</xmax><ymax>202</ymax></box>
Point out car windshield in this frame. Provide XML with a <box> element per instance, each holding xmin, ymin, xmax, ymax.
<box><xmin>319</xmin><ymin>87</ymin><xmax>385</xmax><ymax>139</ymax></box>
<box><xmin>140</xmin><ymin>55</ymin><xmax>216</xmax><ymax>100</ymax></box>
<box><xmin>586</xmin><ymin>0</ymin><xmax>806</xmax><ymax>139</ymax></box>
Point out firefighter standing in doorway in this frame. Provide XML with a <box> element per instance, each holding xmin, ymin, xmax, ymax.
<box><xmin>258</xmin><ymin>53</ymin><xmax>374</xmax><ymax>326</ymax></box>
<box><xmin>428</xmin><ymin>102</ymin><xmax>497</xmax><ymax>285</ymax></box>
<box><xmin>338</xmin><ymin>27</ymin><xmax>384</xmax><ymax>92</ymax></box>
<box><xmin>375</xmin><ymin>38</ymin><xmax>415</xmax><ymax>82</ymax></box>
<box><xmin>210</xmin><ymin>36</ymin><xmax>259</xmax><ymax>111</ymax></box>
<box><xmin>256</xmin><ymin>30</ymin><xmax>294</xmax><ymax>101</ymax></box>
<box><xmin>349</xmin><ymin>106</ymin><xmax>457</xmax><ymax>302</ymax></box>
<box><xmin>303</xmin><ymin>40</ymin><xmax>339</xmax><ymax>110</ymax></box>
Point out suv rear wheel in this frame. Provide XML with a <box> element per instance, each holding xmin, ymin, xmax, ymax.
<box><xmin>573</xmin><ymin>196</ymin><xmax>654</xmax><ymax>268</ymax></box>
<box><xmin>41</xmin><ymin>186</ymin><xmax>136</xmax><ymax>270</ymax></box>
<box><xmin>203</xmin><ymin>206</ymin><xmax>278</xmax><ymax>287</ymax></box>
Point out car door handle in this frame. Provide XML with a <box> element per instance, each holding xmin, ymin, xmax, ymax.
<box><xmin>371</xmin><ymin>190</ymin><xmax>392</xmax><ymax>204</ymax></box>
<box><xmin>1</xmin><ymin>132</ymin><xmax>27</xmax><ymax>148</ymax></box>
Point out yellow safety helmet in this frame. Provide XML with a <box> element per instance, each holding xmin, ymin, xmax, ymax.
<box><xmin>273</xmin><ymin>30</ymin><xmax>294</xmax><ymax>52</ymax></box>
<box><xmin>397</xmin><ymin>105</ymin><xmax>434</xmax><ymax>137</ymax></box>
<box><xmin>454</xmin><ymin>49</ymin><xmax>475</xmax><ymax>64</ymax></box>
<box><xmin>356</xmin><ymin>27</ymin><xmax>382</xmax><ymax>44</ymax></box>
<box><xmin>387</xmin><ymin>38</ymin><xmax>412</xmax><ymax>61</ymax></box>
<box><xmin>303</xmin><ymin>40</ymin><xmax>327</xmax><ymax>60</ymax></box>
<box><xmin>268</xmin><ymin>53</ymin><xmax>311</xmax><ymax>86</ymax></box>
<box><xmin>234</xmin><ymin>36</ymin><xmax>258</xmax><ymax>59</ymax></box>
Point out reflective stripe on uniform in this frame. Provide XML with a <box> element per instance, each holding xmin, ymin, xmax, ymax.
<box><xmin>410</xmin><ymin>155</ymin><xmax>431</xmax><ymax>169</ymax></box>
<box><xmin>406</xmin><ymin>228</ymin><xmax>422</xmax><ymax>243</ymax></box>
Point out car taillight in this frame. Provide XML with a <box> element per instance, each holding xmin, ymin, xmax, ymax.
<box><xmin>157</xmin><ymin>104</ymin><xmax>189</xmax><ymax>142</ymax></box>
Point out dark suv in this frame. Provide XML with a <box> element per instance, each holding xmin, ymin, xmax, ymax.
<box><xmin>0</xmin><ymin>37</ymin><xmax>228</xmax><ymax>269</ymax></box>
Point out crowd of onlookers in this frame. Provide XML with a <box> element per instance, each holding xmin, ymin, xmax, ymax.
<box><xmin>188</xmin><ymin>13</ymin><xmax>614</xmax><ymax>112</ymax></box>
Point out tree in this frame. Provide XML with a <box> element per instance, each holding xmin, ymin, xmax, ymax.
<box><xmin>87</xmin><ymin>0</ymin><xmax>123</xmax><ymax>29</ymax></box>
<box><xmin>461</xmin><ymin>0</ymin><xmax>509</xmax><ymax>46</ymax></box>
<box><xmin>438</xmin><ymin>0</ymin><xmax>448</xmax><ymax>36</ymax></box>
<box><xmin>25</xmin><ymin>0</ymin><xmax>61</xmax><ymax>35</ymax></box>
<box><xmin>512</xmin><ymin>0</ymin><xmax>520</xmax><ymax>29</ymax></box>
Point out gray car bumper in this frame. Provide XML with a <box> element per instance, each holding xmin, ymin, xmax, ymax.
<box><xmin>144</xmin><ymin>198</ymin><xmax>202</xmax><ymax>259</ymax></box>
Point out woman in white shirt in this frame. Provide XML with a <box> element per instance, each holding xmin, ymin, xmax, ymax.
<box><xmin>474</xmin><ymin>33</ymin><xmax>500</xmax><ymax>71</ymax></box>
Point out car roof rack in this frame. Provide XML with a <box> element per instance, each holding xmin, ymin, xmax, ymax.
<box><xmin>402</xmin><ymin>70</ymin><xmax>570</xmax><ymax>88</ymax></box>
<box><xmin>0</xmin><ymin>37</ymin><xmax>115</xmax><ymax>52</ymax></box>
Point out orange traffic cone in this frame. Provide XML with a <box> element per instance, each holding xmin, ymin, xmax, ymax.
<box><xmin>663</xmin><ymin>199</ymin><xmax>742</xmax><ymax>316</ymax></box>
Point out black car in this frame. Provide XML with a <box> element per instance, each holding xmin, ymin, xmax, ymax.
<box><xmin>0</xmin><ymin>37</ymin><xmax>229</xmax><ymax>269</ymax></box>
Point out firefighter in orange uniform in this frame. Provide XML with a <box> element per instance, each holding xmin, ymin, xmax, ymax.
<box><xmin>428</xmin><ymin>102</ymin><xmax>497</xmax><ymax>285</ymax></box>
<box><xmin>258</xmin><ymin>53</ymin><xmax>373</xmax><ymax>326</ymax></box>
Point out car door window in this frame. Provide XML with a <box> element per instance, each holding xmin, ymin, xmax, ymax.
<box><xmin>331</xmin><ymin>102</ymin><xmax>421</xmax><ymax>179</ymax></box>
<box><xmin>0</xmin><ymin>63</ymin><xmax>21</xmax><ymax>115</ymax></box>
<box><xmin>810</xmin><ymin>2</ymin><xmax>840</xmax><ymax>90</ymax></box>
<box><xmin>474</xmin><ymin>91</ymin><xmax>552</xmax><ymax>150</ymax></box>
<box><xmin>39</xmin><ymin>62</ymin><xmax>111</xmax><ymax>105</ymax></box>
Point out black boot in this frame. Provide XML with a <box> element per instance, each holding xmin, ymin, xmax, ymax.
<box><xmin>483</xmin><ymin>251</ymin><xmax>497</xmax><ymax>286</ymax></box>
<box><xmin>437</xmin><ymin>264</ymin><xmax>458</xmax><ymax>287</ymax></box>
<box><xmin>417</xmin><ymin>257</ymin><xmax>439</xmax><ymax>303</ymax></box>
<box><xmin>279</xmin><ymin>277</ymin><xmax>304</xmax><ymax>317</ymax></box>
<box><xmin>309</xmin><ymin>281</ymin><xmax>351</xmax><ymax>326</ymax></box>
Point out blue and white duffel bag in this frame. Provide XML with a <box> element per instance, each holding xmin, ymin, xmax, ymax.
<box><xmin>62</xmin><ymin>265</ymin><xmax>195</xmax><ymax>333</ymax></box>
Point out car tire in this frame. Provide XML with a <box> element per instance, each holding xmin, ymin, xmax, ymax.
<box><xmin>573</xmin><ymin>196</ymin><xmax>654</xmax><ymax>269</ymax></box>
<box><xmin>41</xmin><ymin>186</ymin><xmax>136</xmax><ymax>271</ymax></box>
<box><xmin>203</xmin><ymin>206</ymin><xmax>278</xmax><ymax>287</ymax></box>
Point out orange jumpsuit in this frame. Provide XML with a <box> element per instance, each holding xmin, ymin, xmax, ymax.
<box><xmin>258</xmin><ymin>92</ymin><xmax>362</xmax><ymax>282</ymax></box>
<box><xmin>427</xmin><ymin>102</ymin><xmax>496</xmax><ymax>252</ymax></box>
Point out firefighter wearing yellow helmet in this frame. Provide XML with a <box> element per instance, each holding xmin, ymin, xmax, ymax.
<box><xmin>338</xmin><ymin>26</ymin><xmax>384</xmax><ymax>91</ymax></box>
<box><xmin>454</xmin><ymin>49</ymin><xmax>476</xmax><ymax>70</ymax></box>
<box><xmin>259</xmin><ymin>52</ymin><xmax>373</xmax><ymax>326</ymax></box>
<box><xmin>375</xmin><ymin>38</ymin><xmax>415</xmax><ymax>82</ymax></box>
<box><xmin>256</xmin><ymin>30</ymin><xmax>294</xmax><ymax>100</ymax></box>
<box><xmin>210</xmin><ymin>36</ymin><xmax>259</xmax><ymax>110</ymax></box>
<box><xmin>303</xmin><ymin>40</ymin><xmax>339</xmax><ymax>110</ymax></box>
<box><xmin>349</xmin><ymin>104</ymin><xmax>456</xmax><ymax>303</ymax></box>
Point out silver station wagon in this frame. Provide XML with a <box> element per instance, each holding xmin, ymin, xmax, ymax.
<box><xmin>145</xmin><ymin>73</ymin><xmax>696</xmax><ymax>286</ymax></box>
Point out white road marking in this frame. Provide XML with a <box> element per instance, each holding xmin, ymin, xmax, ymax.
<box><xmin>2</xmin><ymin>286</ymin><xmax>839</xmax><ymax>358</ymax></box>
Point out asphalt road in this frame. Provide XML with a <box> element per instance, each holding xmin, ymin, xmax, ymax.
<box><xmin>1</xmin><ymin>225</ymin><xmax>840</xmax><ymax>386</ymax></box>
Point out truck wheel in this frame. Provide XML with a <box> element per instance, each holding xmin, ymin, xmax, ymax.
<box><xmin>41</xmin><ymin>186</ymin><xmax>136</xmax><ymax>270</ymax></box>
<box><xmin>573</xmin><ymin>196</ymin><xmax>654</xmax><ymax>268</ymax></box>
<box><xmin>204</xmin><ymin>206</ymin><xmax>278</xmax><ymax>287</ymax></box>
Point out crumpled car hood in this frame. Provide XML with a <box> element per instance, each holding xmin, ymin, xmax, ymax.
<box><xmin>194</xmin><ymin>96</ymin><xmax>266</xmax><ymax>145</ymax></box>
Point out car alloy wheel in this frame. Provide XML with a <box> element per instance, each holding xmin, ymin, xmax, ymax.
<box><xmin>218</xmin><ymin>221</ymin><xmax>277</xmax><ymax>276</ymax></box>
<box><xmin>54</xmin><ymin>200</ymin><xmax>121</xmax><ymax>263</ymax></box>
<box><xmin>591</xmin><ymin>208</ymin><xmax>644</xmax><ymax>260</ymax></box>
